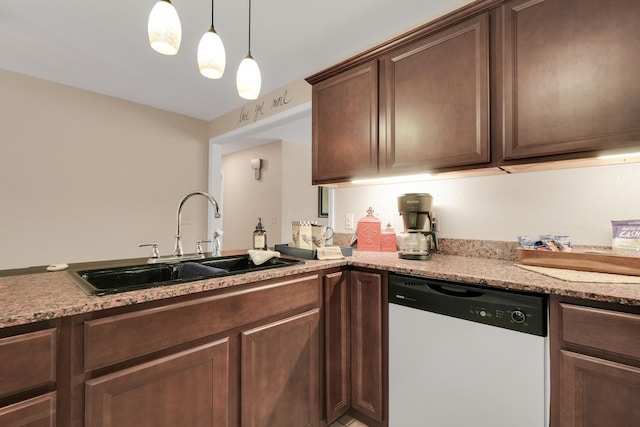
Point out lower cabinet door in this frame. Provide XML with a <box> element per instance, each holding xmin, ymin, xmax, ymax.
<box><xmin>559</xmin><ymin>350</ymin><xmax>640</xmax><ymax>426</ymax></box>
<box><xmin>241</xmin><ymin>309</ymin><xmax>320</xmax><ymax>427</ymax></box>
<box><xmin>85</xmin><ymin>339</ymin><xmax>231</xmax><ymax>427</ymax></box>
<box><xmin>0</xmin><ymin>392</ymin><xmax>56</xmax><ymax>427</ymax></box>
<box><xmin>350</xmin><ymin>270</ymin><xmax>384</xmax><ymax>423</ymax></box>
<box><xmin>324</xmin><ymin>271</ymin><xmax>351</xmax><ymax>424</ymax></box>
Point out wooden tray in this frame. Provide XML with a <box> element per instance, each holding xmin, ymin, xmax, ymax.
<box><xmin>274</xmin><ymin>244</ymin><xmax>353</xmax><ymax>260</ymax></box>
<box><xmin>517</xmin><ymin>248</ymin><xmax>640</xmax><ymax>276</ymax></box>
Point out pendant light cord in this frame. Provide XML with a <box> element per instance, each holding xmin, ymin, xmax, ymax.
<box><xmin>248</xmin><ymin>0</ymin><xmax>252</xmax><ymax>56</ymax></box>
<box><xmin>210</xmin><ymin>0</ymin><xmax>215</xmax><ymax>31</ymax></box>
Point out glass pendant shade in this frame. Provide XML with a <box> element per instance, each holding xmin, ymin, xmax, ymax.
<box><xmin>148</xmin><ymin>0</ymin><xmax>181</xmax><ymax>55</ymax></box>
<box><xmin>197</xmin><ymin>28</ymin><xmax>226</xmax><ymax>79</ymax></box>
<box><xmin>236</xmin><ymin>54</ymin><xmax>261</xmax><ymax>100</ymax></box>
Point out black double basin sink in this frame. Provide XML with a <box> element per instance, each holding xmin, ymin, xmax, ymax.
<box><xmin>71</xmin><ymin>254</ymin><xmax>304</xmax><ymax>296</ymax></box>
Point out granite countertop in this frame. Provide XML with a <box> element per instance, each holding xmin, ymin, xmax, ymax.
<box><xmin>2</xmin><ymin>251</ymin><xmax>640</xmax><ymax>328</ymax></box>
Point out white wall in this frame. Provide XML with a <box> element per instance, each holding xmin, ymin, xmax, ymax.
<box><xmin>281</xmin><ymin>141</ymin><xmax>328</xmax><ymax>243</ymax></box>
<box><xmin>220</xmin><ymin>141</ymin><xmax>283</xmax><ymax>250</ymax></box>
<box><xmin>334</xmin><ymin>162</ymin><xmax>640</xmax><ymax>247</ymax></box>
<box><xmin>220</xmin><ymin>140</ymin><xmax>323</xmax><ymax>250</ymax></box>
<box><xmin>0</xmin><ymin>69</ymin><xmax>210</xmax><ymax>270</ymax></box>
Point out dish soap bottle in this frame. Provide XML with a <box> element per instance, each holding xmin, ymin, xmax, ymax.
<box><xmin>253</xmin><ymin>217</ymin><xmax>267</xmax><ymax>250</ymax></box>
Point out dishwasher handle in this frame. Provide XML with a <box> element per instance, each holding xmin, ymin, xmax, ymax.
<box><xmin>427</xmin><ymin>284</ymin><xmax>483</xmax><ymax>298</ymax></box>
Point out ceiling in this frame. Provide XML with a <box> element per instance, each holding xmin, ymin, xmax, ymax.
<box><xmin>1</xmin><ymin>0</ymin><xmax>471</xmax><ymax>126</ymax></box>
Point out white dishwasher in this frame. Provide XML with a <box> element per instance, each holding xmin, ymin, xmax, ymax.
<box><xmin>388</xmin><ymin>274</ymin><xmax>549</xmax><ymax>427</ymax></box>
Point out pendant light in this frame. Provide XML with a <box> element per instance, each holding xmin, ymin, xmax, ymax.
<box><xmin>148</xmin><ymin>0</ymin><xmax>182</xmax><ymax>55</ymax></box>
<box><xmin>197</xmin><ymin>0</ymin><xmax>226</xmax><ymax>79</ymax></box>
<box><xmin>236</xmin><ymin>0</ymin><xmax>261</xmax><ymax>100</ymax></box>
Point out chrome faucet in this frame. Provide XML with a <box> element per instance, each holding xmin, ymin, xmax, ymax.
<box><xmin>173</xmin><ymin>191</ymin><xmax>222</xmax><ymax>257</ymax></box>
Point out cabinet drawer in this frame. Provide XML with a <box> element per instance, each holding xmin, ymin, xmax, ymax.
<box><xmin>0</xmin><ymin>392</ymin><xmax>56</xmax><ymax>427</ymax></box>
<box><xmin>85</xmin><ymin>274</ymin><xmax>320</xmax><ymax>370</ymax></box>
<box><xmin>559</xmin><ymin>303</ymin><xmax>640</xmax><ymax>362</ymax></box>
<box><xmin>0</xmin><ymin>328</ymin><xmax>57</xmax><ymax>398</ymax></box>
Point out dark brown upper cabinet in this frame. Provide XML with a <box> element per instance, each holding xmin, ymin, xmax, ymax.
<box><xmin>307</xmin><ymin>0</ymin><xmax>640</xmax><ymax>184</ymax></box>
<box><xmin>308</xmin><ymin>11</ymin><xmax>490</xmax><ymax>185</ymax></box>
<box><xmin>311</xmin><ymin>60</ymin><xmax>379</xmax><ymax>184</ymax></box>
<box><xmin>380</xmin><ymin>13</ymin><xmax>490</xmax><ymax>175</ymax></box>
<box><xmin>500</xmin><ymin>0</ymin><xmax>640</xmax><ymax>160</ymax></box>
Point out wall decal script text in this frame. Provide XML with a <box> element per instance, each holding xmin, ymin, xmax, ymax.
<box><xmin>237</xmin><ymin>89</ymin><xmax>292</xmax><ymax>126</ymax></box>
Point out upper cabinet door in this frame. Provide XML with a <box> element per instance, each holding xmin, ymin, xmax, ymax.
<box><xmin>311</xmin><ymin>60</ymin><xmax>379</xmax><ymax>184</ymax></box>
<box><xmin>501</xmin><ymin>0</ymin><xmax>640</xmax><ymax>160</ymax></box>
<box><xmin>381</xmin><ymin>13</ymin><xmax>490</xmax><ymax>174</ymax></box>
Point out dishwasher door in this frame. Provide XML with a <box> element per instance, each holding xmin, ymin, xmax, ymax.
<box><xmin>388</xmin><ymin>277</ymin><xmax>549</xmax><ymax>427</ymax></box>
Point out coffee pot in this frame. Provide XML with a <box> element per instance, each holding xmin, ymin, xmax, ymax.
<box><xmin>397</xmin><ymin>193</ymin><xmax>438</xmax><ymax>260</ymax></box>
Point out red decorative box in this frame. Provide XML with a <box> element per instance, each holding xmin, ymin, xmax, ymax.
<box><xmin>381</xmin><ymin>223</ymin><xmax>397</xmax><ymax>252</ymax></box>
<box><xmin>357</xmin><ymin>208</ymin><xmax>381</xmax><ymax>252</ymax></box>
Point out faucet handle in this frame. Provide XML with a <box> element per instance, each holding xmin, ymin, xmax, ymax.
<box><xmin>196</xmin><ymin>240</ymin><xmax>211</xmax><ymax>255</ymax></box>
<box><xmin>139</xmin><ymin>243</ymin><xmax>160</xmax><ymax>259</ymax></box>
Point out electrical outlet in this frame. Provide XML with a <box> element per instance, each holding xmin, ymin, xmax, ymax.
<box><xmin>345</xmin><ymin>213</ymin><xmax>355</xmax><ymax>231</ymax></box>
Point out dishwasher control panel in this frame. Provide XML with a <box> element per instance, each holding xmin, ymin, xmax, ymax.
<box><xmin>389</xmin><ymin>274</ymin><xmax>547</xmax><ymax>336</ymax></box>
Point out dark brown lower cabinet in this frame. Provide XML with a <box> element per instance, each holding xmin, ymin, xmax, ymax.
<box><xmin>241</xmin><ymin>309</ymin><xmax>320</xmax><ymax>427</ymax></box>
<box><xmin>85</xmin><ymin>339</ymin><xmax>230</xmax><ymax>427</ymax></box>
<box><xmin>0</xmin><ymin>269</ymin><xmax>390</xmax><ymax>427</ymax></box>
<box><xmin>349</xmin><ymin>270</ymin><xmax>386</xmax><ymax>426</ymax></box>
<box><xmin>551</xmin><ymin>296</ymin><xmax>640</xmax><ymax>426</ymax></box>
<box><xmin>558</xmin><ymin>350</ymin><xmax>640</xmax><ymax>426</ymax></box>
<box><xmin>79</xmin><ymin>273</ymin><xmax>322</xmax><ymax>427</ymax></box>
<box><xmin>0</xmin><ymin>325</ymin><xmax>58</xmax><ymax>427</ymax></box>
<box><xmin>323</xmin><ymin>269</ymin><xmax>387</xmax><ymax>427</ymax></box>
<box><xmin>0</xmin><ymin>393</ymin><xmax>56</xmax><ymax>427</ymax></box>
<box><xmin>0</xmin><ymin>328</ymin><xmax>57</xmax><ymax>399</ymax></box>
<box><xmin>323</xmin><ymin>271</ymin><xmax>351</xmax><ymax>424</ymax></box>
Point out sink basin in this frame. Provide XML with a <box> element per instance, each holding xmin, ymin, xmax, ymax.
<box><xmin>71</xmin><ymin>254</ymin><xmax>304</xmax><ymax>296</ymax></box>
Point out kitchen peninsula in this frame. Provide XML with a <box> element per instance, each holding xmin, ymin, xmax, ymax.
<box><xmin>1</xmin><ymin>247</ymin><xmax>640</xmax><ymax>426</ymax></box>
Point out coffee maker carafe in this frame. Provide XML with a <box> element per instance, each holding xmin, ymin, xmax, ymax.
<box><xmin>397</xmin><ymin>193</ymin><xmax>438</xmax><ymax>260</ymax></box>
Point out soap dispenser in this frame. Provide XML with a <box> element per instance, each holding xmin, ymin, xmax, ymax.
<box><xmin>253</xmin><ymin>217</ymin><xmax>267</xmax><ymax>250</ymax></box>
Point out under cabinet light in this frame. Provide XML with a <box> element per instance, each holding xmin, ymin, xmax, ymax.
<box><xmin>597</xmin><ymin>151</ymin><xmax>640</xmax><ymax>160</ymax></box>
<box><xmin>351</xmin><ymin>173</ymin><xmax>432</xmax><ymax>185</ymax></box>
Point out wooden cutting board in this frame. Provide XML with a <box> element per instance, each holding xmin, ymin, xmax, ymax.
<box><xmin>517</xmin><ymin>248</ymin><xmax>640</xmax><ymax>276</ymax></box>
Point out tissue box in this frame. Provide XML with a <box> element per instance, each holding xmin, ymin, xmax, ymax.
<box><xmin>612</xmin><ymin>220</ymin><xmax>640</xmax><ymax>255</ymax></box>
<box><xmin>291</xmin><ymin>221</ymin><xmax>314</xmax><ymax>250</ymax></box>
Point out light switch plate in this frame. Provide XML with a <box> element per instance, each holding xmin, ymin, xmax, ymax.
<box><xmin>345</xmin><ymin>213</ymin><xmax>354</xmax><ymax>231</ymax></box>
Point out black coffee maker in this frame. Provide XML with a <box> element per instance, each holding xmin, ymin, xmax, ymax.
<box><xmin>397</xmin><ymin>193</ymin><xmax>438</xmax><ymax>260</ymax></box>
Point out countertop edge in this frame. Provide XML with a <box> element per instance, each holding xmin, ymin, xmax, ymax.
<box><xmin>2</xmin><ymin>251</ymin><xmax>640</xmax><ymax>329</ymax></box>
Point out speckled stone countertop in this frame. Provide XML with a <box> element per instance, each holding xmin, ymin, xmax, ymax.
<box><xmin>2</xmin><ymin>249</ymin><xmax>640</xmax><ymax>328</ymax></box>
<box><xmin>0</xmin><ymin>257</ymin><xmax>345</xmax><ymax>328</ymax></box>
